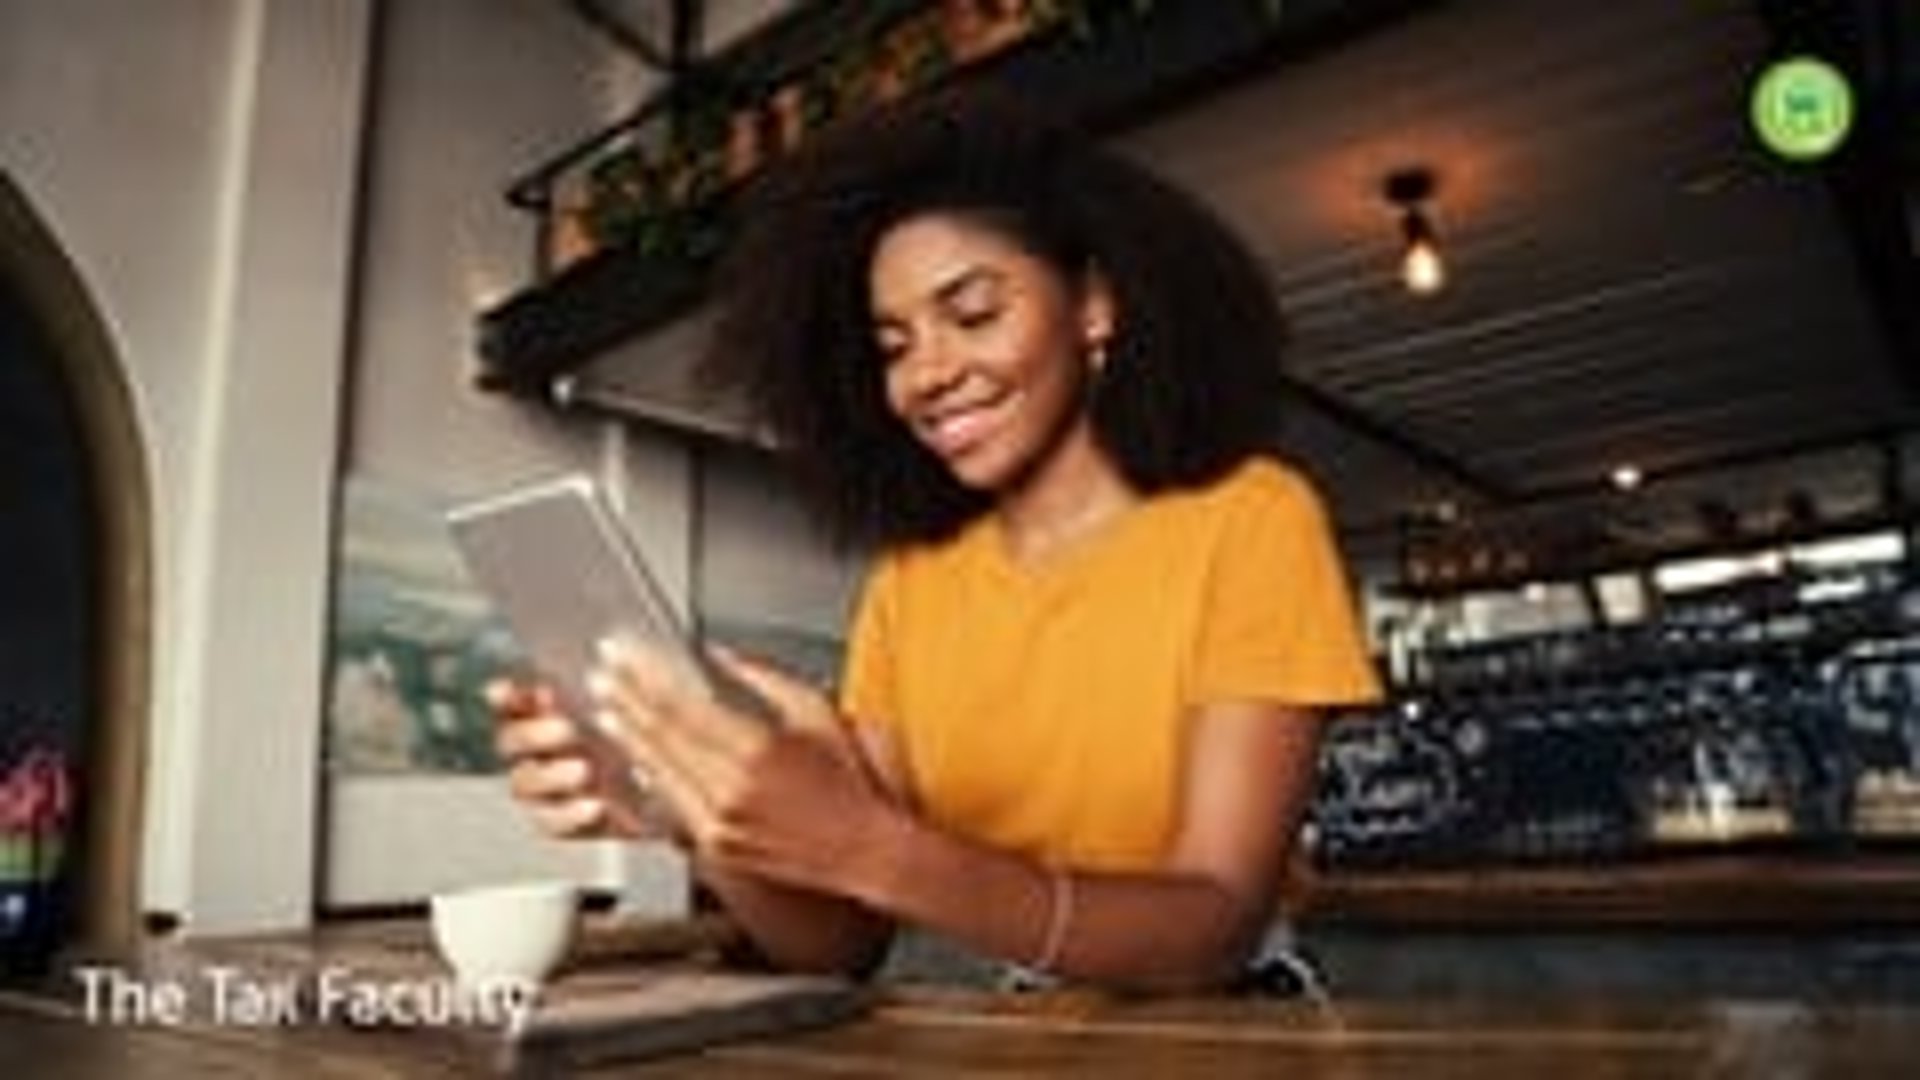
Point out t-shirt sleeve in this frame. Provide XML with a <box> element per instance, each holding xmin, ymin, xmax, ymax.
<box><xmin>1189</xmin><ymin>468</ymin><xmax>1383</xmax><ymax>708</ymax></box>
<box><xmin>837</xmin><ymin>555</ymin><xmax>900</xmax><ymax>731</ymax></box>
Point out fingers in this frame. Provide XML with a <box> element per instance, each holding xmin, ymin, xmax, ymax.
<box><xmin>708</xmin><ymin>648</ymin><xmax>896</xmax><ymax>799</ymax></box>
<box><xmin>589</xmin><ymin>639</ymin><xmax>802</xmax><ymax>856</ymax></box>
<box><xmin>524</xmin><ymin>796</ymin><xmax>608</xmax><ymax>839</ymax></box>
<box><xmin>622</xmin><ymin>738</ymin><xmax>724</xmax><ymax>845</ymax></box>
<box><xmin>597</xmin><ymin>634</ymin><xmax>702</xmax><ymax>701</ymax></box>
<box><xmin>588</xmin><ymin>668</ymin><xmax>752</xmax><ymax>806</ymax></box>
<box><xmin>584</xmin><ymin>696</ymin><xmax>737</xmax><ymax>850</ymax></box>
<box><xmin>500</xmin><ymin>731</ymin><xmax>609</xmax><ymax>840</ymax></box>
<box><xmin>486</xmin><ymin>676</ymin><xmax>667</xmax><ymax>841</ymax></box>
<box><xmin>483</xmin><ymin>677</ymin><xmax>523</xmax><ymax>713</ymax></box>
<box><xmin>484</xmin><ymin>677</ymin><xmax>556</xmax><ymax>719</ymax></box>
<box><xmin>490</xmin><ymin>682</ymin><xmax>614</xmax><ymax>839</ymax></box>
<box><xmin>507</xmin><ymin>755</ymin><xmax>590</xmax><ymax>802</ymax></box>
<box><xmin>493</xmin><ymin>713</ymin><xmax>585</xmax><ymax>762</ymax></box>
<box><xmin>579</xmin><ymin>660</ymin><xmax>718</xmax><ymax>827</ymax></box>
<box><xmin>595</xmin><ymin>639</ymin><xmax>763</xmax><ymax>761</ymax></box>
<box><xmin>709</xmin><ymin>647</ymin><xmax>837</xmax><ymax>737</ymax></box>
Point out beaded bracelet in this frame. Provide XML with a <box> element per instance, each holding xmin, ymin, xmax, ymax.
<box><xmin>1028</xmin><ymin>864</ymin><xmax>1075</xmax><ymax>973</ymax></box>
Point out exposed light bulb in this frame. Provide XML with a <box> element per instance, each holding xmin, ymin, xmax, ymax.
<box><xmin>1610</xmin><ymin>464</ymin><xmax>1644</xmax><ymax>491</ymax></box>
<box><xmin>1402</xmin><ymin>235</ymin><xmax>1446</xmax><ymax>295</ymax></box>
<box><xmin>1386</xmin><ymin>168</ymin><xmax>1447</xmax><ymax>296</ymax></box>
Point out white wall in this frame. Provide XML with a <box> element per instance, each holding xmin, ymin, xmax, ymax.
<box><xmin>0</xmin><ymin>4</ymin><xmax>234</xmax><ymax>506</ymax></box>
<box><xmin>341</xmin><ymin>0</ymin><xmax>813</xmax><ymax>576</ymax></box>
<box><xmin>0</xmin><ymin>9</ymin><xmax>243</xmax><ymax>916</ymax></box>
<box><xmin>0</xmin><ymin>0</ymin><xmax>810</xmax><ymax>932</ymax></box>
<box><xmin>0</xmin><ymin>0</ymin><xmax>371</xmax><ymax>932</ymax></box>
<box><xmin>699</xmin><ymin>446</ymin><xmax>863</xmax><ymax>644</ymax></box>
<box><xmin>344</xmin><ymin>0</ymin><xmax>608</xmax><ymax>495</ymax></box>
<box><xmin>330</xmin><ymin>0</ymin><xmax>828</xmax><ymax>910</ymax></box>
<box><xmin>703</xmin><ymin>0</ymin><xmax>800</xmax><ymax>50</ymax></box>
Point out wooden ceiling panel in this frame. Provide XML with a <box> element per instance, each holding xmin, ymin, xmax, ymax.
<box><xmin>1122</xmin><ymin>0</ymin><xmax>1915</xmax><ymax>548</ymax></box>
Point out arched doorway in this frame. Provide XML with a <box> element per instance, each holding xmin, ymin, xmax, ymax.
<box><xmin>0</xmin><ymin>174</ymin><xmax>152</xmax><ymax>958</ymax></box>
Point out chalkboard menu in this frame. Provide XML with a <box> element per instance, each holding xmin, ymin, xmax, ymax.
<box><xmin>1312</xmin><ymin>568</ymin><xmax>1920</xmax><ymax>867</ymax></box>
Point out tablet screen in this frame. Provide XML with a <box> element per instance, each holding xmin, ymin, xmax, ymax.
<box><xmin>446</xmin><ymin>474</ymin><xmax>770</xmax><ymax>724</ymax></box>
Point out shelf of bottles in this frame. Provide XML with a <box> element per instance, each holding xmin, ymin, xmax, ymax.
<box><xmin>1311</xmin><ymin>535</ymin><xmax>1920</xmax><ymax>868</ymax></box>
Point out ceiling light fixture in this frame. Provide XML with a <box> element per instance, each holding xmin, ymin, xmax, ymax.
<box><xmin>1384</xmin><ymin>167</ymin><xmax>1445</xmax><ymax>296</ymax></box>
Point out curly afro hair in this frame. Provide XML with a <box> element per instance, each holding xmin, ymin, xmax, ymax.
<box><xmin>702</xmin><ymin>90</ymin><xmax>1292</xmax><ymax>551</ymax></box>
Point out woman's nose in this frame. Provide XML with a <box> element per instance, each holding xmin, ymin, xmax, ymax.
<box><xmin>900</xmin><ymin>337</ymin><xmax>964</xmax><ymax>399</ymax></box>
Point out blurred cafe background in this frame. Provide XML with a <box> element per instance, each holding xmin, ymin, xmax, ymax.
<box><xmin>2</xmin><ymin>0</ymin><xmax>1917</xmax><ymax>1000</ymax></box>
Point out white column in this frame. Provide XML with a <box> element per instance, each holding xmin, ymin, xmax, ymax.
<box><xmin>156</xmin><ymin>0</ymin><xmax>373</xmax><ymax>933</ymax></box>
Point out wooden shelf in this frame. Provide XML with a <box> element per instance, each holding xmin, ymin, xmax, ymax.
<box><xmin>476</xmin><ymin>0</ymin><xmax>1427</xmax><ymax>397</ymax></box>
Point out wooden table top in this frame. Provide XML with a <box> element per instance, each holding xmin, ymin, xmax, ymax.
<box><xmin>4</xmin><ymin>915</ymin><xmax>1916</xmax><ymax>1076</ymax></box>
<box><xmin>644</xmin><ymin>992</ymin><xmax>1920</xmax><ymax>1078</ymax></box>
<box><xmin>6</xmin><ymin>975</ymin><xmax>1918</xmax><ymax>1077</ymax></box>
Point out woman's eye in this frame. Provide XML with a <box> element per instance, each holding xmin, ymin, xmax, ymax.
<box><xmin>952</xmin><ymin>305</ymin><xmax>1000</xmax><ymax>330</ymax></box>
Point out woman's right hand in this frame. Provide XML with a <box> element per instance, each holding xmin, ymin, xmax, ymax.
<box><xmin>487</xmin><ymin>678</ymin><xmax>650</xmax><ymax>840</ymax></box>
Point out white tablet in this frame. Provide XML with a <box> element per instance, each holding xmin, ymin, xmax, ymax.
<box><xmin>446</xmin><ymin>473</ymin><xmax>773</xmax><ymax>728</ymax></box>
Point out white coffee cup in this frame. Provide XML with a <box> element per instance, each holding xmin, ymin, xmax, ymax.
<box><xmin>428</xmin><ymin>880</ymin><xmax>580</xmax><ymax>992</ymax></box>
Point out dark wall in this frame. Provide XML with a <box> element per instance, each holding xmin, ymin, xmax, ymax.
<box><xmin>0</xmin><ymin>271</ymin><xmax>98</xmax><ymax>972</ymax></box>
<box><xmin>0</xmin><ymin>283</ymin><xmax>94</xmax><ymax>759</ymax></box>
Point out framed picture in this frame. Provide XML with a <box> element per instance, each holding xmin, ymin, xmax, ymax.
<box><xmin>319</xmin><ymin>476</ymin><xmax>668</xmax><ymax>910</ymax></box>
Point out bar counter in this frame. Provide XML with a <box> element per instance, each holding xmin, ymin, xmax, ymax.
<box><xmin>1299</xmin><ymin>851</ymin><xmax>1920</xmax><ymax>927</ymax></box>
<box><xmin>3</xmin><ymin>911</ymin><xmax>1918</xmax><ymax>1077</ymax></box>
<box><xmin>4</xmin><ymin>975</ymin><xmax>1915</xmax><ymax>1077</ymax></box>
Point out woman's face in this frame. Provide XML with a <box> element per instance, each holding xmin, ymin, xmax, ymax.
<box><xmin>869</xmin><ymin>213</ymin><xmax>1113</xmax><ymax>493</ymax></box>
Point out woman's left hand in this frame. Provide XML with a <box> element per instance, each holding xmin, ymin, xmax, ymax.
<box><xmin>587</xmin><ymin>639</ymin><xmax>897</xmax><ymax>897</ymax></box>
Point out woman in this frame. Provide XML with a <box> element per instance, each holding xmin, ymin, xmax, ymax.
<box><xmin>492</xmin><ymin>93</ymin><xmax>1379</xmax><ymax>992</ymax></box>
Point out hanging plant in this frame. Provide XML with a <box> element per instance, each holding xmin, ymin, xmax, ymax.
<box><xmin>939</xmin><ymin>0</ymin><xmax>997</xmax><ymax>64</ymax></box>
<box><xmin>939</xmin><ymin>0</ymin><xmax>1038</xmax><ymax>63</ymax></box>
<box><xmin>884</xmin><ymin>12</ymin><xmax>954</xmax><ymax>90</ymax></box>
<box><xmin>870</xmin><ymin>45</ymin><xmax>911</xmax><ymax>104</ymax></box>
<box><xmin>822</xmin><ymin>33</ymin><xmax>882</xmax><ymax>116</ymax></box>
<box><xmin>1029</xmin><ymin>0</ymin><xmax>1093</xmax><ymax>40</ymax></box>
<box><xmin>584</xmin><ymin>144</ymin><xmax>662</xmax><ymax>250</ymax></box>
<box><xmin>724</xmin><ymin>101</ymin><xmax>765</xmax><ymax>183</ymax></box>
<box><xmin>765</xmin><ymin>82</ymin><xmax>810</xmax><ymax>154</ymax></box>
<box><xmin>673</xmin><ymin>94</ymin><xmax>732</xmax><ymax>170</ymax></box>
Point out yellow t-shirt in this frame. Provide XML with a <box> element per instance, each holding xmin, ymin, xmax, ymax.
<box><xmin>838</xmin><ymin>457</ymin><xmax>1380</xmax><ymax>872</ymax></box>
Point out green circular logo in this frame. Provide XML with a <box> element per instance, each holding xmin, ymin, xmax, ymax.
<box><xmin>1750</xmin><ymin>56</ymin><xmax>1854</xmax><ymax>161</ymax></box>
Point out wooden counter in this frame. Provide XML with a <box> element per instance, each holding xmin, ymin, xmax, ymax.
<box><xmin>9</xmin><ymin>873</ymin><xmax>1920</xmax><ymax>1077</ymax></box>
<box><xmin>1299</xmin><ymin>851</ymin><xmax>1920</xmax><ymax>928</ymax></box>
<box><xmin>5</xmin><ymin>975</ymin><xmax>1917</xmax><ymax>1077</ymax></box>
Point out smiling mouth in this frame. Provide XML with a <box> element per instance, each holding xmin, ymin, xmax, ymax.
<box><xmin>916</xmin><ymin>391</ymin><xmax>1017</xmax><ymax>458</ymax></box>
